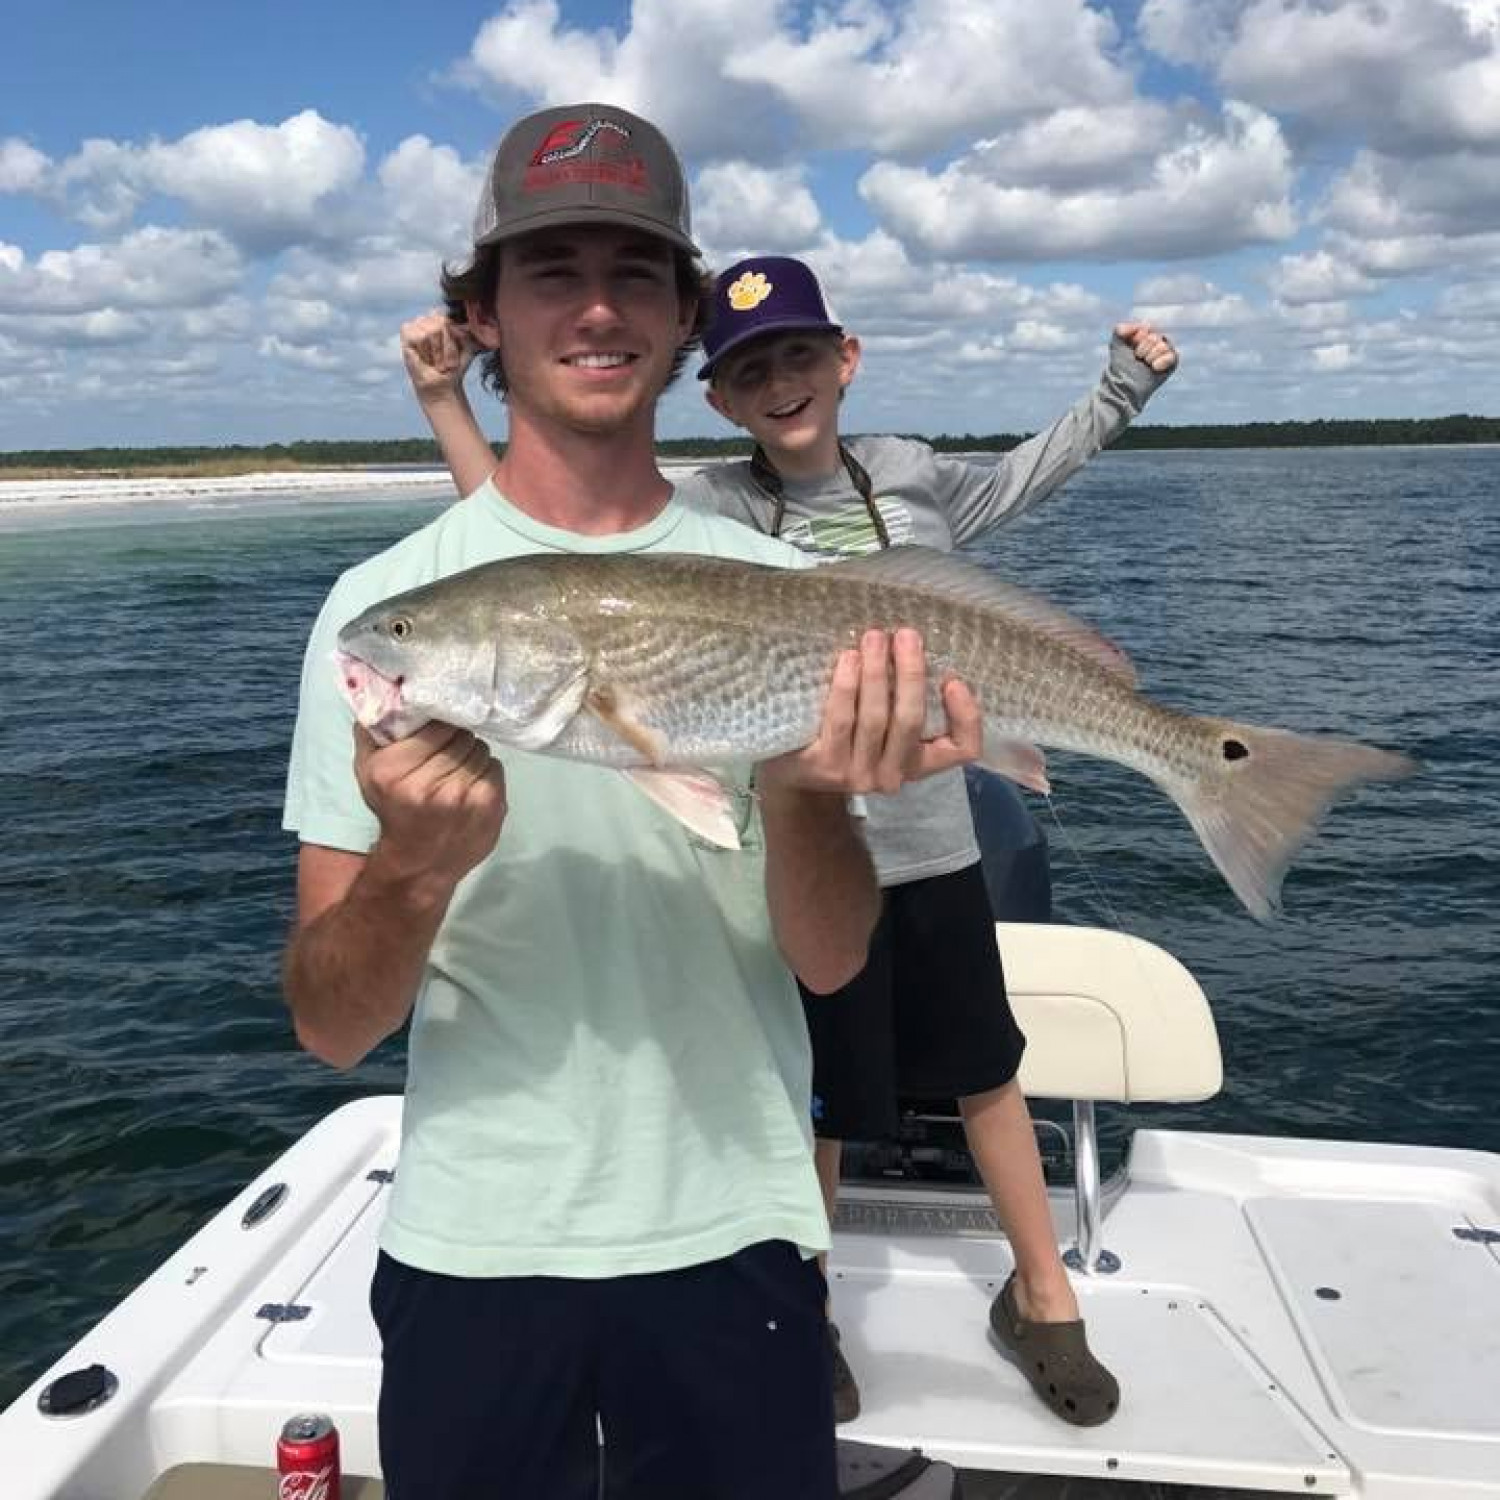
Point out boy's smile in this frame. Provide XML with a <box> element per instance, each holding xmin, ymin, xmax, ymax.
<box><xmin>766</xmin><ymin>394</ymin><xmax>813</xmax><ymax>420</ymax></box>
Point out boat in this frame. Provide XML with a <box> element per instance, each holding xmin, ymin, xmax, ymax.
<box><xmin>3</xmin><ymin>918</ymin><xmax>1497</xmax><ymax>1498</ymax></box>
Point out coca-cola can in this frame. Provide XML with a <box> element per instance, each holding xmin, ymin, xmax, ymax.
<box><xmin>277</xmin><ymin>1412</ymin><xmax>341</xmax><ymax>1500</ymax></box>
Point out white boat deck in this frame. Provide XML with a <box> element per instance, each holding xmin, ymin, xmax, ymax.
<box><xmin>834</xmin><ymin>1134</ymin><xmax>1500</xmax><ymax>1496</ymax></box>
<box><xmin>6</xmin><ymin>1095</ymin><xmax>1499</xmax><ymax>1499</ymax></box>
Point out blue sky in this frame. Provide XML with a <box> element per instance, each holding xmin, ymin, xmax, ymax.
<box><xmin>4</xmin><ymin>0</ymin><xmax>1500</xmax><ymax>449</ymax></box>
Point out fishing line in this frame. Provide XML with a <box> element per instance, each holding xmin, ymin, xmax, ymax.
<box><xmin>1034</xmin><ymin>785</ymin><xmax>1187</xmax><ymax>1154</ymax></box>
<box><xmin>1037</xmin><ymin>788</ymin><xmax>1131</xmax><ymax>936</ymax></box>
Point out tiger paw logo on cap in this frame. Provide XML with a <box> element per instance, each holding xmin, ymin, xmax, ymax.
<box><xmin>727</xmin><ymin>271</ymin><xmax>773</xmax><ymax>312</ymax></box>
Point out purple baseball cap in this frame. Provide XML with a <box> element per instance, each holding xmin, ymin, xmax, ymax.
<box><xmin>696</xmin><ymin>256</ymin><xmax>843</xmax><ymax>380</ymax></box>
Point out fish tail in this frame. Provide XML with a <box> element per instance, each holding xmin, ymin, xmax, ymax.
<box><xmin>1167</xmin><ymin>720</ymin><xmax>1419</xmax><ymax>921</ymax></box>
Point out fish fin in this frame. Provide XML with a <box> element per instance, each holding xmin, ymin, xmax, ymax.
<box><xmin>979</xmin><ymin>737</ymin><xmax>1051</xmax><ymax>795</ymax></box>
<box><xmin>1167</xmin><ymin>720</ymin><xmax>1419</xmax><ymax>922</ymax></box>
<box><xmin>586</xmin><ymin>686</ymin><xmax>667</xmax><ymax>764</ymax></box>
<box><xmin>826</xmin><ymin>545</ymin><xmax>1137</xmax><ymax>686</ymax></box>
<box><xmin>623</xmin><ymin>768</ymin><xmax>742</xmax><ymax>850</ymax></box>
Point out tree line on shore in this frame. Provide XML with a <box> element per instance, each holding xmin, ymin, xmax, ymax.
<box><xmin>3</xmin><ymin>415</ymin><xmax>1498</xmax><ymax>474</ymax></box>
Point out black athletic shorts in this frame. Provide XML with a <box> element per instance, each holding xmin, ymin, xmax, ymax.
<box><xmin>371</xmin><ymin>1240</ymin><xmax>836</xmax><ymax>1500</ymax></box>
<box><xmin>801</xmin><ymin>861</ymin><xmax>1027</xmax><ymax>1141</ymax></box>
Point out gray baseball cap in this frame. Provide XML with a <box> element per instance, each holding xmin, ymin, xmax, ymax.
<box><xmin>471</xmin><ymin>103</ymin><xmax>700</xmax><ymax>257</ymax></box>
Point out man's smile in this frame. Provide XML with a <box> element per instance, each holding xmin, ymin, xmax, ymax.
<box><xmin>562</xmin><ymin>351</ymin><xmax>637</xmax><ymax>371</ymax></box>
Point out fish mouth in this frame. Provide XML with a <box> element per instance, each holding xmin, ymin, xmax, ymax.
<box><xmin>333</xmin><ymin>649</ymin><xmax>415</xmax><ymax>745</ymax></box>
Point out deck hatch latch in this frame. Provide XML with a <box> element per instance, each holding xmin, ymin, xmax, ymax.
<box><xmin>366</xmin><ymin>1168</ymin><xmax>396</xmax><ymax>1184</ymax></box>
<box><xmin>1453</xmin><ymin>1225</ymin><xmax>1500</xmax><ymax>1245</ymax></box>
<box><xmin>256</xmin><ymin>1302</ymin><xmax>312</xmax><ymax>1323</ymax></box>
<box><xmin>241</xmin><ymin>1181</ymin><xmax>289</xmax><ymax>1230</ymax></box>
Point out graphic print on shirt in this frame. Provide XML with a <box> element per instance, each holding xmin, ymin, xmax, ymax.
<box><xmin>777</xmin><ymin>498</ymin><xmax>914</xmax><ymax>559</ymax></box>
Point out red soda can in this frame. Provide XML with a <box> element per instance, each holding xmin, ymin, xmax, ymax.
<box><xmin>277</xmin><ymin>1412</ymin><xmax>341</xmax><ymax>1500</ymax></box>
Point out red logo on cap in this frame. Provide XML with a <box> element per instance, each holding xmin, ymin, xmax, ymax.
<box><xmin>531</xmin><ymin>118</ymin><xmax>630</xmax><ymax>166</ymax></box>
<box><xmin>524</xmin><ymin>116</ymin><xmax>648</xmax><ymax>196</ymax></box>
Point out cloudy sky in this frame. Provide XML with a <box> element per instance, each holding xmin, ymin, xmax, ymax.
<box><xmin>4</xmin><ymin>0</ymin><xmax>1499</xmax><ymax>449</ymax></box>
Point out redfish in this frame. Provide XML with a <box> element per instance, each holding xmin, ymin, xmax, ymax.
<box><xmin>336</xmin><ymin>547</ymin><xmax>1416</xmax><ymax>919</ymax></box>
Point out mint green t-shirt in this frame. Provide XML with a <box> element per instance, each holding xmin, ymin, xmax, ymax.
<box><xmin>283</xmin><ymin>478</ymin><xmax>830</xmax><ymax>1277</ymax></box>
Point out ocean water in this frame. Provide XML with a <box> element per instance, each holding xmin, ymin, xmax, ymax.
<box><xmin>0</xmin><ymin>447</ymin><xmax>1495</xmax><ymax>1409</ymax></box>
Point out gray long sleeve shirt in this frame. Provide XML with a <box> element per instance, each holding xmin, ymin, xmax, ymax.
<box><xmin>681</xmin><ymin>336</ymin><xmax>1170</xmax><ymax>885</ymax></box>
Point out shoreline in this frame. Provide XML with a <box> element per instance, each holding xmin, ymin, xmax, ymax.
<box><xmin>0</xmin><ymin>460</ymin><xmax>714</xmax><ymax>524</ymax></box>
<box><xmin>0</xmin><ymin>468</ymin><xmax>459</xmax><ymax>534</ymax></box>
<box><xmin>0</xmin><ymin>466</ymin><xmax>454</xmax><ymax>510</ymax></box>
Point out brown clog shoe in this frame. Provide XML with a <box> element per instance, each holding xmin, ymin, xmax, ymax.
<box><xmin>829</xmin><ymin>1321</ymin><xmax>861</xmax><ymax>1424</ymax></box>
<box><xmin>989</xmin><ymin>1272</ymin><xmax>1120</xmax><ymax>1426</ymax></box>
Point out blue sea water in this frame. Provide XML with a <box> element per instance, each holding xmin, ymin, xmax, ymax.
<box><xmin>0</xmin><ymin>446</ymin><xmax>1495</xmax><ymax>1408</ymax></box>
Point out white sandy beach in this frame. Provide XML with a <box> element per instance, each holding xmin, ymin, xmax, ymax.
<box><xmin>0</xmin><ymin>466</ymin><xmax>454</xmax><ymax>517</ymax></box>
<box><xmin>0</xmin><ymin>460</ymin><xmax>714</xmax><ymax>529</ymax></box>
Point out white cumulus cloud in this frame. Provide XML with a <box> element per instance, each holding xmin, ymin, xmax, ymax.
<box><xmin>460</xmin><ymin>0</ymin><xmax>787</xmax><ymax>161</ymax></box>
<box><xmin>0</xmin><ymin>138</ymin><xmax>50</xmax><ymax>193</ymax></box>
<box><xmin>860</xmin><ymin>102</ymin><xmax>1295</xmax><ymax>260</ymax></box>
<box><xmin>1133</xmin><ymin>273</ymin><xmax>1256</xmax><ymax>327</ymax></box>
<box><xmin>456</xmin><ymin>0</ymin><xmax>1134</xmax><ymax>160</ymax></box>
<box><xmin>1269</xmin><ymin>250</ymin><xmax>1376</xmax><ymax>304</ymax></box>
<box><xmin>378</xmin><ymin>135</ymin><xmax>482</xmax><ymax>257</ymax></box>
<box><xmin>693</xmin><ymin>163</ymin><xmax>823</xmax><ymax>258</ymax></box>
<box><xmin>46</xmin><ymin>112</ymin><xmax>366</xmax><ymax>250</ymax></box>
<box><xmin>1144</xmin><ymin>0</ymin><xmax>1500</xmax><ymax>154</ymax></box>
<box><xmin>1311</xmin><ymin>341</ymin><xmax>1359</xmax><ymax>371</ymax></box>
<box><xmin>724</xmin><ymin>0</ymin><xmax>1133</xmax><ymax>155</ymax></box>
<box><xmin>0</xmin><ymin>227</ymin><xmax>244</xmax><ymax>316</ymax></box>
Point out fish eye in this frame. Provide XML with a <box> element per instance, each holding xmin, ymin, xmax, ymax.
<box><xmin>389</xmin><ymin>615</ymin><xmax>413</xmax><ymax>641</ymax></box>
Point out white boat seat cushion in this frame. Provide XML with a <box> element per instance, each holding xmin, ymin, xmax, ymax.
<box><xmin>1000</xmin><ymin>923</ymin><xmax>1223</xmax><ymax>1104</ymax></box>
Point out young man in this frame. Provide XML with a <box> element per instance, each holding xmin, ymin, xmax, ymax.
<box><xmin>398</xmin><ymin>255</ymin><xmax>1176</xmax><ymax>1429</ymax></box>
<box><xmin>282</xmin><ymin>106</ymin><xmax>980</xmax><ymax>1500</ymax></box>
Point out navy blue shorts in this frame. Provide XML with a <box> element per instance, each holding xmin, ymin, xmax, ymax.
<box><xmin>370</xmin><ymin>1240</ymin><xmax>836</xmax><ymax>1500</ymax></box>
<box><xmin>802</xmin><ymin>862</ymin><xmax>1027</xmax><ymax>1141</ymax></box>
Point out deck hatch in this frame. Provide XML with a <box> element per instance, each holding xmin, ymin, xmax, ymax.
<box><xmin>1248</xmin><ymin>1195</ymin><xmax>1500</xmax><ymax>1439</ymax></box>
<box><xmin>826</xmin><ymin>1263</ymin><xmax>1347</xmax><ymax>1493</ymax></box>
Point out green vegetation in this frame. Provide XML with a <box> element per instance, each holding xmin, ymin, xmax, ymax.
<box><xmin>942</xmin><ymin>414</ymin><xmax>1500</xmax><ymax>452</ymax></box>
<box><xmin>0</xmin><ymin>439</ymin><xmax>442</xmax><ymax>478</ymax></box>
<box><xmin>2</xmin><ymin>416</ymin><xmax>1497</xmax><ymax>478</ymax></box>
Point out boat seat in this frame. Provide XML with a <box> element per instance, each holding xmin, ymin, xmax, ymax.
<box><xmin>140</xmin><ymin>1464</ymin><xmax>384</xmax><ymax>1498</ymax></box>
<box><xmin>1000</xmin><ymin>922</ymin><xmax>1223</xmax><ymax>1104</ymax></box>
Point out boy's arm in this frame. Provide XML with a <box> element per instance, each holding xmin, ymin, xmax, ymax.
<box><xmin>942</xmin><ymin>322</ymin><xmax>1178</xmax><ymax>546</ymax></box>
<box><xmin>400</xmin><ymin>310</ymin><xmax>498</xmax><ymax>498</ymax></box>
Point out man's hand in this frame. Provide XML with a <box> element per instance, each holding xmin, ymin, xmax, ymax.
<box><xmin>400</xmin><ymin>309</ymin><xmax>480</xmax><ymax>407</ymax></box>
<box><xmin>284</xmin><ymin>724</ymin><xmax>505</xmax><ymax>1070</ymax></box>
<box><xmin>354</xmin><ymin>722</ymin><xmax>507</xmax><ymax>897</ymax></box>
<box><xmin>1114</xmin><ymin>320</ymin><xmax>1178</xmax><ymax>374</ymax></box>
<box><xmin>757</xmin><ymin>628</ymin><xmax>983</xmax><ymax>797</ymax></box>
